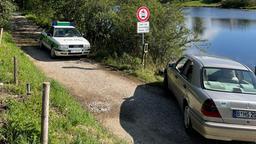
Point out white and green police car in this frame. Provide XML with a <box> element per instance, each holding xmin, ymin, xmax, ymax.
<box><xmin>40</xmin><ymin>21</ymin><xmax>90</xmax><ymax>58</ymax></box>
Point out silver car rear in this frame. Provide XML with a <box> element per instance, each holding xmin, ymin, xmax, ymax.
<box><xmin>165</xmin><ymin>54</ymin><xmax>256</xmax><ymax>142</ymax></box>
<box><xmin>203</xmin><ymin>67</ymin><xmax>256</xmax><ymax>126</ymax></box>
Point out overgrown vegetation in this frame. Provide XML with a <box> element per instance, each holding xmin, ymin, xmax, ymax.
<box><xmin>180</xmin><ymin>0</ymin><xmax>220</xmax><ymax>7</ymax></box>
<box><xmin>15</xmin><ymin>0</ymin><xmax>191</xmax><ymax>82</ymax></box>
<box><xmin>0</xmin><ymin>33</ymin><xmax>125</xmax><ymax>143</ymax></box>
<box><xmin>0</xmin><ymin>0</ymin><xmax>16</xmax><ymax>28</ymax></box>
<box><xmin>221</xmin><ymin>0</ymin><xmax>256</xmax><ymax>8</ymax></box>
<box><xmin>178</xmin><ymin>0</ymin><xmax>256</xmax><ymax>8</ymax></box>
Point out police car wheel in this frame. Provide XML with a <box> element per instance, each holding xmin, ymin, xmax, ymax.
<box><xmin>81</xmin><ymin>55</ymin><xmax>88</xmax><ymax>58</ymax></box>
<box><xmin>39</xmin><ymin>41</ymin><xmax>44</xmax><ymax>49</ymax></box>
<box><xmin>50</xmin><ymin>48</ymin><xmax>56</xmax><ymax>58</ymax></box>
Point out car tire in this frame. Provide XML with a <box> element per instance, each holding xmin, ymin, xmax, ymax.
<box><xmin>184</xmin><ymin>104</ymin><xmax>193</xmax><ymax>134</ymax></box>
<box><xmin>163</xmin><ymin>69</ymin><xmax>168</xmax><ymax>89</ymax></box>
<box><xmin>50</xmin><ymin>48</ymin><xmax>56</xmax><ymax>59</ymax></box>
<box><xmin>81</xmin><ymin>54</ymin><xmax>88</xmax><ymax>58</ymax></box>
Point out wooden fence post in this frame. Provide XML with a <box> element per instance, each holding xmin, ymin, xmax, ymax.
<box><xmin>26</xmin><ymin>83</ymin><xmax>31</xmax><ymax>96</ymax></box>
<box><xmin>41</xmin><ymin>82</ymin><xmax>50</xmax><ymax>144</ymax></box>
<box><xmin>0</xmin><ymin>28</ymin><xmax>3</xmax><ymax>45</ymax></box>
<box><xmin>13</xmin><ymin>57</ymin><xmax>18</xmax><ymax>85</ymax></box>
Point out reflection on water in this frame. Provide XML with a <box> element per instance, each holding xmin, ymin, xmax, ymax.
<box><xmin>184</xmin><ymin>7</ymin><xmax>256</xmax><ymax>69</ymax></box>
<box><xmin>192</xmin><ymin>17</ymin><xmax>205</xmax><ymax>35</ymax></box>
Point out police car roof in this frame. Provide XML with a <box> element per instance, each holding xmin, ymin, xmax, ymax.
<box><xmin>52</xmin><ymin>26</ymin><xmax>75</xmax><ymax>28</ymax></box>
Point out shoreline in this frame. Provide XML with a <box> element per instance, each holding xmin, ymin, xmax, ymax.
<box><xmin>180</xmin><ymin>1</ymin><xmax>256</xmax><ymax>10</ymax></box>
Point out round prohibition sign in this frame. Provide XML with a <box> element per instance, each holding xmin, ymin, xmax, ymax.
<box><xmin>136</xmin><ymin>6</ymin><xmax>150</xmax><ymax>22</ymax></box>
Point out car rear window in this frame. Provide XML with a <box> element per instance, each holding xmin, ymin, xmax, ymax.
<box><xmin>202</xmin><ymin>68</ymin><xmax>256</xmax><ymax>94</ymax></box>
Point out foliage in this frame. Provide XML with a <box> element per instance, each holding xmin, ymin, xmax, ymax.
<box><xmin>202</xmin><ymin>0</ymin><xmax>221</xmax><ymax>3</ymax></box>
<box><xmin>0</xmin><ymin>0</ymin><xmax>16</xmax><ymax>28</ymax></box>
<box><xmin>175</xmin><ymin>0</ymin><xmax>256</xmax><ymax>8</ymax></box>
<box><xmin>21</xmin><ymin>0</ymin><xmax>190</xmax><ymax>70</ymax></box>
<box><xmin>105</xmin><ymin>53</ymin><xmax>141</xmax><ymax>70</ymax></box>
<box><xmin>180</xmin><ymin>0</ymin><xmax>220</xmax><ymax>7</ymax></box>
<box><xmin>0</xmin><ymin>33</ymin><xmax>125</xmax><ymax>143</ymax></box>
<box><xmin>221</xmin><ymin>0</ymin><xmax>256</xmax><ymax>8</ymax></box>
<box><xmin>104</xmin><ymin>53</ymin><xmax>162</xmax><ymax>82</ymax></box>
<box><xmin>161</xmin><ymin>0</ymin><xmax>221</xmax><ymax>4</ymax></box>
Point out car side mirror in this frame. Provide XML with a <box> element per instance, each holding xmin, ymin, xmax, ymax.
<box><xmin>81</xmin><ymin>33</ymin><xmax>85</xmax><ymax>37</ymax></box>
<box><xmin>169</xmin><ymin>63</ymin><xmax>175</xmax><ymax>68</ymax></box>
<box><xmin>254</xmin><ymin>66</ymin><xmax>256</xmax><ymax>75</ymax></box>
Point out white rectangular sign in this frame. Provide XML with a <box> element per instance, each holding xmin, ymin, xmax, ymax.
<box><xmin>137</xmin><ymin>22</ymin><xmax>150</xmax><ymax>33</ymax></box>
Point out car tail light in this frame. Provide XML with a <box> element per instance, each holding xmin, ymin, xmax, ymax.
<box><xmin>201</xmin><ymin>99</ymin><xmax>221</xmax><ymax>118</ymax></box>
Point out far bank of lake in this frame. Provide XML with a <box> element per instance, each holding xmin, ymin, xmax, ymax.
<box><xmin>181</xmin><ymin>1</ymin><xmax>256</xmax><ymax>9</ymax></box>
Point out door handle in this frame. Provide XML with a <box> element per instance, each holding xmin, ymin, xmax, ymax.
<box><xmin>183</xmin><ymin>84</ymin><xmax>187</xmax><ymax>89</ymax></box>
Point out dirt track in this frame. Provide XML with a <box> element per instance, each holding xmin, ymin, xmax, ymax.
<box><xmin>11</xmin><ymin>14</ymin><xmax>250</xmax><ymax>144</ymax></box>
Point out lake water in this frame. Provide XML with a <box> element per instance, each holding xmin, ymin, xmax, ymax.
<box><xmin>184</xmin><ymin>7</ymin><xmax>256</xmax><ymax>69</ymax></box>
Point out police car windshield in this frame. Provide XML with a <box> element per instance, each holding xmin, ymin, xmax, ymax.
<box><xmin>54</xmin><ymin>28</ymin><xmax>82</xmax><ymax>37</ymax></box>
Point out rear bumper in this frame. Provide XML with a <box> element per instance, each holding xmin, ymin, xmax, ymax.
<box><xmin>54</xmin><ymin>49</ymin><xmax>90</xmax><ymax>56</ymax></box>
<box><xmin>190</xmin><ymin>109</ymin><xmax>256</xmax><ymax>142</ymax></box>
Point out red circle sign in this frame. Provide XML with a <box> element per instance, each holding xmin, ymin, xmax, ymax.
<box><xmin>136</xmin><ymin>6</ymin><xmax>150</xmax><ymax>22</ymax></box>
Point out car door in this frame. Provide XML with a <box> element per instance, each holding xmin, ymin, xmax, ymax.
<box><xmin>167</xmin><ymin>57</ymin><xmax>189</xmax><ymax>107</ymax></box>
<box><xmin>181</xmin><ymin>61</ymin><xmax>198</xmax><ymax>109</ymax></box>
<box><xmin>175</xmin><ymin>59</ymin><xmax>195</xmax><ymax>108</ymax></box>
<box><xmin>42</xmin><ymin>27</ymin><xmax>54</xmax><ymax>49</ymax></box>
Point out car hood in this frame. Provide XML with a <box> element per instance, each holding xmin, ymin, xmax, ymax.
<box><xmin>53</xmin><ymin>37</ymin><xmax>90</xmax><ymax>46</ymax></box>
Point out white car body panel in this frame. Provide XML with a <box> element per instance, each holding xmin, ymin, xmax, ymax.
<box><xmin>40</xmin><ymin>26</ymin><xmax>90</xmax><ymax>57</ymax></box>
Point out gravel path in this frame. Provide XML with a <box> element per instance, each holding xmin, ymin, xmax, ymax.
<box><xmin>10</xmin><ymin>14</ymin><xmax>251</xmax><ymax>144</ymax></box>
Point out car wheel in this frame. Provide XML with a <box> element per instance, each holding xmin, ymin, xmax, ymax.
<box><xmin>184</xmin><ymin>105</ymin><xmax>193</xmax><ymax>133</ymax></box>
<box><xmin>50</xmin><ymin>48</ymin><xmax>56</xmax><ymax>59</ymax></box>
<box><xmin>163</xmin><ymin>69</ymin><xmax>168</xmax><ymax>89</ymax></box>
<box><xmin>80</xmin><ymin>54</ymin><xmax>88</xmax><ymax>58</ymax></box>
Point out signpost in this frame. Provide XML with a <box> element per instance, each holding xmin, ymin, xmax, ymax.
<box><xmin>137</xmin><ymin>22</ymin><xmax>149</xmax><ymax>34</ymax></box>
<box><xmin>136</xmin><ymin>6</ymin><xmax>150</xmax><ymax>22</ymax></box>
<box><xmin>136</xmin><ymin>6</ymin><xmax>150</xmax><ymax>67</ymax></box>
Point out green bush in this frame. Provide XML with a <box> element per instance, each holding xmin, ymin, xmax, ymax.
<box><xmin>110</xmin><ymin>1</ymin><xmax>190</xmax><ymax>68</ymax></box>
<box><xmin>22</xmin><ymin>0</ymin><xmax>190</xmax><ymax>70</ymax></box>
<box><xmin>221</xmin><ymin>0</ymin><xmax>256</xmax><ymax>8</ymax></box>
<box><xmin>0</xmin><ymin>0</ymin><xmax>16</xmax><ymax>28</ymax></box>
<box><xmin>203</xmin><ymin>0</ymin><xmax>221</xmax><ymax>3</ymax></box>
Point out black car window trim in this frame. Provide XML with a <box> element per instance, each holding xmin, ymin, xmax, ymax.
<box><xmin>182</xmin><ymin>60</ymin><xmax>194</xmax><ymax>83</ymax></box>
<box><xmin>175</xmin><ymin>57</ymin><xmax>189</xmax><ymax>73</ymax></box>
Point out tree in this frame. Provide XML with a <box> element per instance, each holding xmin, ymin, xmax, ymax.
<box><xmin>0</xmin><ymin>0</ymin><xmax>16</xmax><ymax>28</ymax></box>
<box><xmin>21</xmin><ymin>0</ymin><xmax>191</xmax><ymax>68</ymax></box>
<box><xmin>221</xmin><ymin>0</ymin><xmax>256</xmax><ymax>8</ymax></box>
<box><xmin>114</xmin><ymin>0</ymin><xmax>190</xmax><ymax>67</ymax></box>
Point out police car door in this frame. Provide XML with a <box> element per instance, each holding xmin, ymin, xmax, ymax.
<box><xmin>43</xmin><ymin>27</ymin><xmax>54</xmax><ymax>49</ymax></box>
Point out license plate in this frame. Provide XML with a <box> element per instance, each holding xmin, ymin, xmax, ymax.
<box><xmin>70</xmin><ymin>50</ymin><xmax>82</xmax><ymax>53</ymax></box>
<box><xmin>233</xmin><ymin>110</ymin><xmax>256</xmax><ymax>119</ymax></box>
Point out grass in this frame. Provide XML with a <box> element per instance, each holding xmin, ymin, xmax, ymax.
<box><xmin>25</xmin><ymin>14</ymin><xmax>50</xmax><ymax>27</ymax></box>
<box><xmin>0</xmin><ymin>33</ymin><xmax>126</xmax><ymax>143</ymax></box>
<box><xmin>103</xmin><ymin>54</ymin><xmax>163</xmax><ymax>83</ymax></box>
<box><xmin>241</xmin><ymin>5</ymin><xmax>256</xmax><ymax>9</ymax></box>
<box><xmin>180</xmin><ymin>1</ymin><xmax>220</xmax><ymax>7</ymax></box>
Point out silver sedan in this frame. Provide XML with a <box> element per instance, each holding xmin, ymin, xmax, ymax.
<box><xmin>164</xmin><ymin>54</ymin><xmax>256</xmax><ymax>142</ymax></box>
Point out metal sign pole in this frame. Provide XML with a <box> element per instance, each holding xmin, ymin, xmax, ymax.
<box><xmin>142</xmin><ymin>33</ymin><xmax>145</xmax><ymax>45</ymax></box>
<box><xmin>142</xmin><ymin>33</ymin><xmax>145</xmax><ymax>65</ymax></box>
